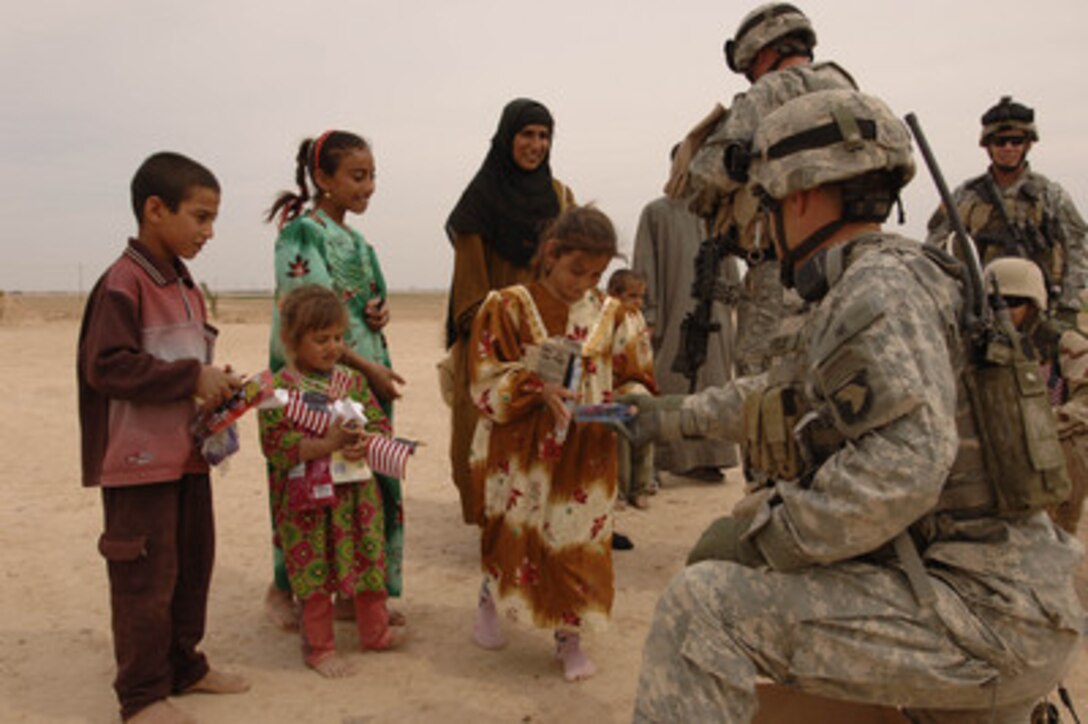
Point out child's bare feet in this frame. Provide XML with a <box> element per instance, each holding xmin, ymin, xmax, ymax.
<box><xmin>555</xmin><ymin>631</ymin><xmax>595</xmax><ymax>682</ymax></box>
<box><xmin>472</xmin><ymin>588</ymin><xmax>506</xmax><ymax>649</ymax></box>
<box><xmin>361</xmin><ymin>626</ymin><xmax>407</xmax><ymax>651</ymax></box>
<box><xmin>632</xmin><ymin>494</ymin><xmax>650</xmax><ymax>510</ymax></box>
<box><xmin>181</xmin><ymin>669</ymin><xmax>250</xmax><ymax>695</ymax></box>
<box><xmin>264</xmin><ymin>583</ymin><xmax>298</xmax><ymax>631</ymax></box>
<box><xmin>613</xmin><ymin>497</ymin><xmax>627</xmax><ymax>511</ymax></box>
<box><xmin>388</xmin><ymin>607</ymin><xmax>408</xmax><ymax>627</ymax></box>
<box><xmin>308</xmin><ymin>652</ymin><xmax>356</xmax><ymax>678</ymax></box>
<box><xmin>126</xmin><ymin>700</ymin><xmax>194</xmax><ymax>724</ymax></box>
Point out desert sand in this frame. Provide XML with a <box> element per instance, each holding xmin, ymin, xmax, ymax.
<box><xmin>0</xmin><ymin>292</ymin><xmax>1083</xmax><ymax>724</ymax></box>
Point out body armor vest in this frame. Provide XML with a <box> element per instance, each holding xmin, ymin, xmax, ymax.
<box><xmin>959</xmin><ymin>173</ymin><xmax>1062</xmax><ymax>293</ymax></box>
<box><xmin>741</xmin><ymin>239</ymin><xmax>1070</xmax><ymax>518</ymax></box>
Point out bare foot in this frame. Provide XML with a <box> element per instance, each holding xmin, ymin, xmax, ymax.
<box><xmin>472</xmin><ymin>591</ymin><xmax>506</xmax><ymax>650</ymax></box>
<box><xmin>333</xmin><ymin>595</ymin><xmax>356</xmax><ymax>621</ymax></box>
<box><xmin>632</xmin><ymin>494</ymin><xmax>650</xmax><ymax>510</ymax></box>
<box><xmin>264</xmin><ymin>584</ymin><xmax>298</xmax><ymax>631</ymax></box>
<box><xmin>126</xmin><ymin>700</ymin><xmax>194</xmax><ymax>724</ymax></box>
<box><xmin>388</xmin><ymin>607</ymin><xmax>408</xmax><ymax>627</ymax></box>
<box><xmin>555</xmin><ymin>631</ymin><xmax>595</xmax><ymax>682</ymax></box>
<box><xmin>182</xmin><ymin>669</ymin><xmax>251</xmax><ymax>695</ymax></box>
<box><xmin>361</xmin><ymin>626</ymin><xmax>407</xmax><ymax>651</ymax></box>
<box><xmin>613</xmin><ymin>497</ymin><xmax>627</xmax><ymax>511</ymax></box>
<box><xmin>308</xmin><ymin>652</ymin><xmax>356</xmax><ymax>678</ymax></box>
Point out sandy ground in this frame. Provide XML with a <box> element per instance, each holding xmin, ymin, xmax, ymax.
<box><xmin>0</xmin><ymin>292</ymin><xmax>1084</xmax><ymax>724</ymax></box>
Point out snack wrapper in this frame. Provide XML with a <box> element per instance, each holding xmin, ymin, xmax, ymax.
<box><xmin>573</xmin><ymin>402</ymin><xmax>634</xmax><ymax>424</ymax></box>
<box><xmin>194</xmin><ymin>370</ymin><xmax>276</xmax><ymax>465</ymax></box>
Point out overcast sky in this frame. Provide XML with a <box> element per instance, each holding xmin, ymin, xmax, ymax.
<box><xmin>3</xmin><ymin>0</ymin><xmax>1086</xmax><ymax>293</ymax></box>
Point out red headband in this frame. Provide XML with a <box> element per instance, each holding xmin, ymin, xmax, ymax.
<box><xmin>311</xmin><ymin>130</ymin><xmax>334</xmax><ymax>174</ymax></box>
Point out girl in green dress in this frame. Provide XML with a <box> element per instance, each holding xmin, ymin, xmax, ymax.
<box><xmin>264</xmin><ymin>130</ymin><xmax>406</xmax><ymax>629</ymax></box>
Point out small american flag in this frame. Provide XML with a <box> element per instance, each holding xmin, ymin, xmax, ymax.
<box><xmin>284</xmin><ymin>390</ymin><xmax>332</xmax><ymax>436</ymax></box>
<box><xmin>366</xmin><ymin>437</ymin><xmax>417</xmax><ymax>480</ymax></box>
<box><xmin>326</xmin><ymin>367</ymin><xmax>353</xmax><ymax>400</ymax></box>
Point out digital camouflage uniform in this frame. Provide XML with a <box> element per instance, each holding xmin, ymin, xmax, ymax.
<box><xmin>926</xmin><ymin>167</ymin><xmax>1088</xmax><ymax>311</ymax></box>
<box><xmin>686</xmin><ymin>62</ymin><xmax>855</xmax><ymax>375</ymax></box>
<box><xmin>633</xmin><ymin>235</ymin><xmax>1084</xmax><ymax>723</ymax></box>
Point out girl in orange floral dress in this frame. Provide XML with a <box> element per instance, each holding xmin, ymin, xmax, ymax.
<box><xmin>467</xmin><ymin>206</ymin><xmax>655</xmax><ymax>681</ymax></box>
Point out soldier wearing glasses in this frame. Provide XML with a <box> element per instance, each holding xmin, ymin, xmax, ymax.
<box><xmin>926</xmin><ymin>96</ymin><xmax>1088</xmax><ymax>320</ymax></box>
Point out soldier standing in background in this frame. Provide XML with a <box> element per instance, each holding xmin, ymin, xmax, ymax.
<box><xmin>667</xmin><ymin>3</ymin><xmax>855</xmax><ymax>376</ymax></box>
<box><xmin>633</xmin><ymin>147</ymin><xmax>740</xmax><ymax>484</ymax></box>
<box><xmin>926</xmin><ymin>96</ymin><xmax>1088</xmax><ymax>320</ymax></box>
<box><xmin>628</xmin><ymin>89</ymin><xmax>1083</xmax><ymax>723</ymax></box>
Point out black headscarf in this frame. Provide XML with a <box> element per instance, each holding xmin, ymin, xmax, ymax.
<box><xmin>446</xmin><ymin>98</ymin><xmax>558</xmax><ymax>267</ymax></box>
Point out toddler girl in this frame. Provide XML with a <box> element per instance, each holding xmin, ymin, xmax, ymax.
<box><xmin>260</xmin><ymin>284</ymin><xmax>402</xmax><ymax>678</ymax></box>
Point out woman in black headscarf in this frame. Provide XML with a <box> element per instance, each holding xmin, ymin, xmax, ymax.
<box><xmin>445</xmin><ymin>98</ymin><xmax>574</xmax><ymax>525</ymax></box>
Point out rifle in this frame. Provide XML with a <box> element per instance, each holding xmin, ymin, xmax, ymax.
<box><xmin>671</xmin><ymin>228</ymin><xmax>741</xmax><ymax>393</ymax></box>
<box><xmin>980</xmin><ymin>175</ymin><xmax>1063</xmax><ymax>305</ymax></box>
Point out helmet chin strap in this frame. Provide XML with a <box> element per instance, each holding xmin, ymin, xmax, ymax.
<box><xmin>777</xmin><ymin>208</ymin><xmax>846</xmax><ymax>291</ymax></box>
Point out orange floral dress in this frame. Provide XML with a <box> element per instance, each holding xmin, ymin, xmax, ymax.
<box><xmin>469</xmin><ymin>282</ymin><xmax>655</xmax><ymax>630</ymax></box>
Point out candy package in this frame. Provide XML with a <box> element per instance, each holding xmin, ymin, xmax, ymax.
<box><xmin>193</xmin><ymin>370</ymin><xmax>276</xmax><ymax>465</ymax></box>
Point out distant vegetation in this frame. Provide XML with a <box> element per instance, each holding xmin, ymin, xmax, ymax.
<box><xmin>200</xmin><ymin>282</ymin><xmax>219</xmax><ymax>319</ymax></box>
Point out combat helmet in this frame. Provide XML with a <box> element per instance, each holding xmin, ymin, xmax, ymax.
<box><xmin>750</xmin><ymin>88</ymin><xmax>914</xmax><ymax>202</ymax></box>
<box><xmin>749</xmin><ymin>89</ymin><xmax>915</xmax><ymax>293</ymax></box>
<box><xmin>984</xmin><ymin>257</ymin><xmax>1048</xmax><ymax>310</ymax></box>
<box><xmin>725</xmin><ymin>3</ymin><xmax>816</xmax><ymax>77</ymax></box>
<box><xmin>979</xmin><ymin>96</ymin><xmax>1038</xmax><ymax>146</ymax></box>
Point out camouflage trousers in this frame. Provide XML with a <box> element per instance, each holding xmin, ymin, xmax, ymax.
<box><xmin>633</xmin><ymin>560</ymin><xmax>1078</xmax><ymax>724</ymax></box>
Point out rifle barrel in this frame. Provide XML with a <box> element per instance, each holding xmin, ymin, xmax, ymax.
<box><xmin>904</xmin><ymin>113</ymin><xmax>987</xmax><ymax>326</ymax></box>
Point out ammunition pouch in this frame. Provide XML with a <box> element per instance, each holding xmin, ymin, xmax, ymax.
<box><xmin>965</xmin><ymin>335</ymin><xmax>1071</xmax><ymax>517</ymax></box>
<box><xmin>742</xmin><ymin>383</ymin><xmax>842</xmax><ymax>482</ymax></box>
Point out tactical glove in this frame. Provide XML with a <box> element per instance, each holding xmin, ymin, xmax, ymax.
<box><xmin>686</xmin><ymin>514</ymin><xmax>765</xmax><ymax>568</ymax></box>
<box><xmin>614</xmin><ymin>394</ymin><xmax>699</xmax><ymax>447</ymax></box>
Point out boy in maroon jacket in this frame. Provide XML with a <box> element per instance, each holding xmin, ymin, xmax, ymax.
<box><xmin>78</xmin><ymin>152</ymin><xmax>249</xmax><ymax>723</ymax></box>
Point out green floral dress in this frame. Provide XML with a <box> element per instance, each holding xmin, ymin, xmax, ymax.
<box><xmin>259</xmin><ymin>365</ymin><xmax>390</xmax><ymax>599</ymax></box>
<box><xmin>269</xmin><ymin>210</ymin><xmax>404</xmax><ymax>596</ymax></box>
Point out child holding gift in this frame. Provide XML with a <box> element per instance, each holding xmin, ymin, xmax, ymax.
<box><xmin>468</xmin><ymin>206</ymin><xmax>655</xmax><ymax>681</ymax></box>
<box><xmin>259</xmin><ymin>285</ymin><xmax>404</xmax><ymax>678</ymax></box>
<box><xmin>78</xmin><ymin>151</ymin><xmax>249</xmax><ymax>722</ymax></box>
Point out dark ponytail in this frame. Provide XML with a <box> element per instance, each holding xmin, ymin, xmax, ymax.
<box><xmin>266</xmin><ymin>139</ymin><xmax>315</xmax><ymax>227</ymax></box>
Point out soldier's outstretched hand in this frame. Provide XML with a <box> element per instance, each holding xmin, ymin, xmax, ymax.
<box><xmin>613</xmin><ymin>394</ymin><xmax>696</xmax><ymax>447</ymax></box>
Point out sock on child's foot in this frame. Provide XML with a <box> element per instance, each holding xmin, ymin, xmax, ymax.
<box><xmin>555</xmin><ymin>630</ymin><xmax>595</xmax><ymax>682</ymax></box>
<box><xmin>356</xmin><ymin>592</ymin><xmax>405</xmax><ymax>651</ymax></box>
<box><xmin>473</xmin><ymin>589</ymin><xmax>506</xmax><ymax>649</ymax></box>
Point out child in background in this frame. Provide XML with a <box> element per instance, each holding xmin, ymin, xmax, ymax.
<box><xmin>78</xmin><ymin>152</ymin><xmax>249</xmax><ymax>722</ymax></box>
<box><xmin>606</xmin><ymin>269</ymin><xmax>655</xmax><ymax>510</ymax></box>
<box><xmin>259</xmin><ymin>285</ymin><xmax>404</xmax><ymax>679</ymax></box>
<box><xmin>469</xmin><ymin>206</ymin><xmax>655</xmax><ymax>681</ymax></box>
<box><xmin>264</xmin><ymin>130</ymin><xmax>406</xmax><ymax>630</ymax></box>
<box><xmin>984</xmin><ymin>258</ymin><xmax>1088</xmax><ymax>534</ymax></box>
